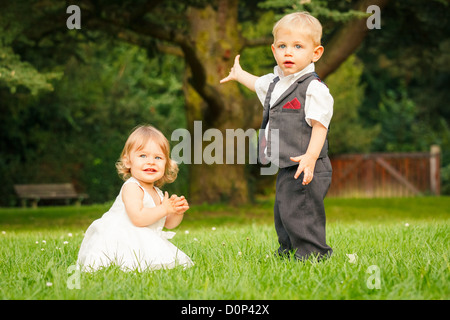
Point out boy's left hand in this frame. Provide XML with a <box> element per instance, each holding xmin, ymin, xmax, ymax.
<box><xmin>290</xmin><ymin>153</ymin><xmax>317</xmax><ymax>185</ymax></box>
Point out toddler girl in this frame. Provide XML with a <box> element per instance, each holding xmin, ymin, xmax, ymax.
<box><xmin>77</xmin><ymin>125</ymin><xmax>193</xmax><ymax>272</ymax></box>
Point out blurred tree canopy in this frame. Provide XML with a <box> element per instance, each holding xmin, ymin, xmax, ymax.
<box><xmin>0</xmin><ymin>0</ymin><xmax>449</xmax><ymax>206</ymax></box>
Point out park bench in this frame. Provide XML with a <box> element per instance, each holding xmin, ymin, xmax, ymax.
<box><xmin>14</xmin><ymin>183</ymin><xmax>88</xmax><ymax>208</ymax></box>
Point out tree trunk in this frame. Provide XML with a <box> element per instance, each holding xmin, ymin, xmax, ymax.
<box><xmin>182</xmin><ymin>1</ymin><xmax>254</xmax><ymax>205</ymax></box>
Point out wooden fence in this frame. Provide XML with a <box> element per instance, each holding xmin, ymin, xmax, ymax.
<box><xmin>328</xmin><ymin>145</ymin><xmax>441</xmax><ymax>198</ymax></box>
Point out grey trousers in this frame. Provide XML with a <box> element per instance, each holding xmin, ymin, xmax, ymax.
<box><xmin>274</xmin><ymin>157</ymin><xmax>333</xmax><ymax>260</ymax></box>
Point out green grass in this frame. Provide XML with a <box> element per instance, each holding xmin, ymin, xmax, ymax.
<box><xmin>0</xmin><ymin>197</ymin><xmax>449</xmax><ymax>300</ymax></box>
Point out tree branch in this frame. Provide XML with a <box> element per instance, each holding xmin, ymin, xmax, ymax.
<box><xmin>113</xmin><ymin>28</ymin><xmax>184</xmax><ymax>57</ymax></box>
<box><xmin>316</xmin><ymin>0</ymin><xmax>390</xmax><ymax>79</ymax></box>
<box><xmin>84</xmin><ymin>1</ymin><xmax>228</xmax><ymax>124</ymax></box>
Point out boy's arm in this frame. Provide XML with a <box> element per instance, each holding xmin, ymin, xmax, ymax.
<box><xmin>220</xmin><ymin>55</ymin><xmax>258</xmax><ymax>92</ymax></box>
<box><xmin>290</xmin><ymin>120</ymin><xmax>328</xmax><ymax>185</ymax></box>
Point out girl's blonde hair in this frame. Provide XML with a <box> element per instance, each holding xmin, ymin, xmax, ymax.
<box><xmin>272</xmin><ymin>11</ymin><xmax>323</xmax><ymax>47</ymax></box>
<box><xmin>115</xmin><ymin>125</ymin><xmax>178</xmax><ymax>187</ymax></box>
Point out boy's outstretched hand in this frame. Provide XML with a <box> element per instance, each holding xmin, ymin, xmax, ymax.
<box><xmin>220</xmin><ymin>55</ymin><xmax>243</xmax><ymax>83</ymax></box>
<box><xmin>220</xmin><ymin>55</ymin><xmax>258</xmax><ymax>92</ymax></box>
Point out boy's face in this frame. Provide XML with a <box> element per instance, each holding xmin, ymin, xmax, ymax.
<box><xmin>271</xmin><ymin>27</ymin><xmax>324</xmax><ymax>76</ymax></box>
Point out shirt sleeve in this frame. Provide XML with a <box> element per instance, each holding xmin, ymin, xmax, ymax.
<box><xmin>254</xmin><ymin>73</ymin><xmax>275</xmax><ymax>106</ymax></box>
<box><xmin>304</xmin><ymin>79</ymin><xmax>334</xmax><ymax>128</ymax></box>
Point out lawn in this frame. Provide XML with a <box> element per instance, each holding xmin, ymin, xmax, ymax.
<box><xmin>0</xmin><ymin>197</ymin><xmax>448</xmax><ymax>301</ymax></box>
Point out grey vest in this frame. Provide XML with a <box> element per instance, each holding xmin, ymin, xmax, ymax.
<box><xmin>260</xmin><ymin>72</ymin><xmax>329</xmax><ymax>168</ymax></box>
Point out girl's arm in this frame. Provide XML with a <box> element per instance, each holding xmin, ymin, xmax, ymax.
<box><xmin>220</xmin><ymin>55</ymin><xmax>258</xmax><ymax>92</ymax></box>
<box><xmin>122</xmin><ymin>183</ymin><xmax>174</xmax><ymax>227</ymax></box>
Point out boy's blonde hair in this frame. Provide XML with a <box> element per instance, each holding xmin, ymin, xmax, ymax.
<box><xmin>116</xmin><ymin>125</ymin><xmax>178</xmax><ymax>187</ymax></box>
<box><xmin>272</xmin><ymin>11</ymin><xmax>323</xmax><ymax>47</ymax></box>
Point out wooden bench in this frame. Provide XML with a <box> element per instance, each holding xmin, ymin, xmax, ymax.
<box><xmin>14</xmin><ymin>183</ymin><xmax>88</xmax><ymax>208</ymax></box>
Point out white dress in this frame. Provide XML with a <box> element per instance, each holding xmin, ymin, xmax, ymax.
<box><xmin>77</xmin><ymin>177</ymin><xmax>193</xmax><ymax>272</ymax></box>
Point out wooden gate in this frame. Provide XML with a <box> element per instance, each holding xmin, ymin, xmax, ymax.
<box><xmin>328</xmin><ymin>146</ymin><xmax>441</xmax><ymax>198</ymax></box>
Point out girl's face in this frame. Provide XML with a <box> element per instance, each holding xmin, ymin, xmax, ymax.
<box><xmin>124</xmin><ymin>139</ymin><xmax>167</xmax><ymax>189</ymax></box>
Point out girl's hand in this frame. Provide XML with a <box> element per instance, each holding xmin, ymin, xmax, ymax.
<box><xmin>162</xmin><ymin>192</ymin><xmax>189</xmax><ymax>215</ymax></box>
<box><xmin>171</xmin><ymin>195</ymin><xmax>189</xmax><ymax>215</ymax></box>
<box><xmin>161</xmin><ymin>192</ymin><xmax>176</xmax><ymax>215</ymax></box>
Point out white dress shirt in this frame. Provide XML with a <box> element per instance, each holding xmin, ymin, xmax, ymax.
<box><xmin>255</xmin><ymin>63</ymin><xmax>333</xmax><ymax>131</ymax></box>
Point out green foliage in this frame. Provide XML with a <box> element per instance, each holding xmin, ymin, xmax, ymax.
<box><xmin>0</xmin><ymin>37</ymin><xmax>187</xmax><ymax>206</ymax></box>
<box><xmin>370</xmin><ymin>85</ymin><xmax>423</xmax><ymax>152</ymax></box>
<box><xmin>0</xmin><ymin>2</ymin><xmax>62</xmax><ymax>94</ymax></box>
<box><xmin>0</xmin><ymin>46</ymin><xmax>62</xmax><ymax>94</ymax></box>
<box><xmin>325</xmin><ymin>55</ymin><xmax>380</xmax><ymax>155</ymax></box>
<box><xmin>356</xmin><ymin>0</ymin><xmax>450</xmax><ymax>192</ymax></box>
<box><xmin>240</xmin><ymin>11</ymin><xmax>276</xmax><ymax>79</ymax></box>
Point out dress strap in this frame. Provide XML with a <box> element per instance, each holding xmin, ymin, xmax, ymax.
<box><xmin>123</xmin><ymin>177</ymin><xmax>143</xmax><ymax>189</ymax></box>
<box><xmin>124</xmin><ymin>177</ymin><xmax>164</xmax><ymax>202</ymax></box>
<box><xmin>153</xmin><ymin>186</ymin><xmax>164</xmax><ymax>201</ymax></box>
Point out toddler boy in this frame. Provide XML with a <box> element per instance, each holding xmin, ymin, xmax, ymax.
<box><xmin>221</xmin><ymin>12</ymin><xmax>333</xmax><ymax>260</ymax></box>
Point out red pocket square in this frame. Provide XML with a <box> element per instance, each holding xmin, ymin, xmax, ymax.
<box><xmin>283</xmin><ymin>98</ymin><xmax>301</xmax><ymax>109</ymax></box>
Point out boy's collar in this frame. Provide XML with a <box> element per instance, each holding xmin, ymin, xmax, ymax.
<box><xmin>274</xmin><ymin>62</ymin><xmax>315</xmax><ymax>80</ymax></box>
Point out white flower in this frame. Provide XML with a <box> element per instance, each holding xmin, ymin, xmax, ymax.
<box><xmin>404</xmin><ymin>223</ymin><xmax>410</xmax><ymax>227</ymax></box>
<box><xmin>238</xmin><ymin>251</ymin><xmax>242</xmax><ymax>256</ymax></box>
<box><xmin>63</xmin><ymin>241</ymin><xmax>68</xmax><ymax>245</ymax></box>
<box><xmin>211</xmin><ymin>227</ymin><xmax>216</xmax><ymax>231</ymax></box>
<box><xmin>184</xmin><ymin>230</ymin><xmax>190</xmax><ymax>234</ymax></box>
<box><xmin>1</xmin><ymin>231</ymin><xmax>5</xmax><ymax>235</ymax></box>
<box><xmin>346</xmin><ymin>253</ymin><xmax>358</xmax><ymax>263</ymax></box>
<box><xmin>42</xmin><ymin>240</ymin><xmax>46</xmax><ymax>244</ymax></box>
<box><xmin>193</xmin><ymin>238</ymin><xmax>198</xmax><ymax>241</ymax></box>
<box><xmin>35</xmin><ymin>241</ymin><xmax>39</xmax><ymax>244</ymax></box>
<box><xmin>68</xmin><ymin>233</ymin><xmax>73</xmax><ymax>237</ymax></box>
<box><xmin>46</xmin><ymin>282</ymin><xmax>53</xmax><ymax>287</ymax></box>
